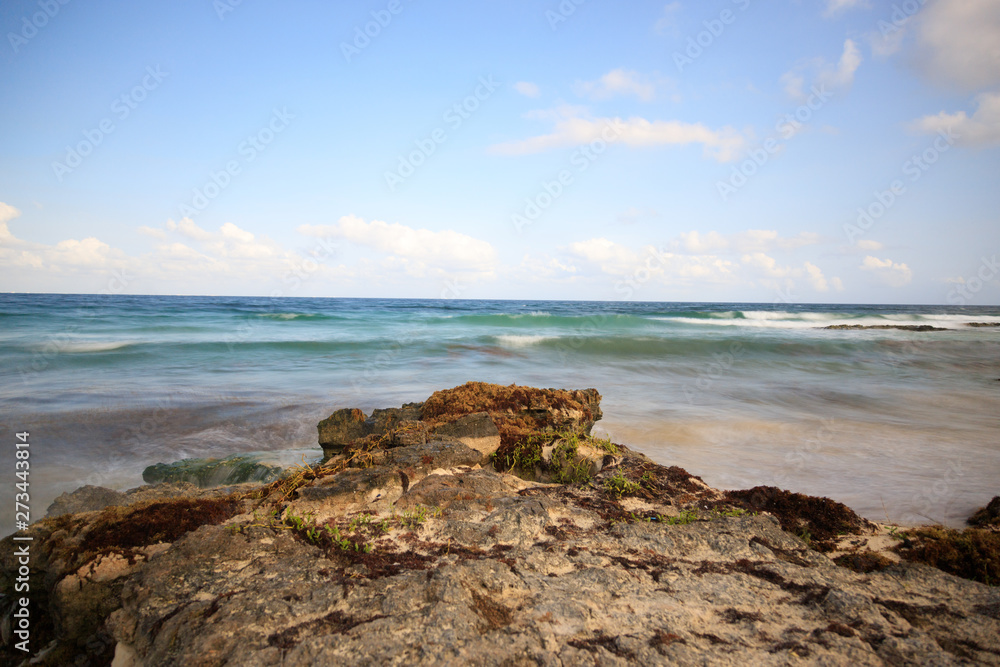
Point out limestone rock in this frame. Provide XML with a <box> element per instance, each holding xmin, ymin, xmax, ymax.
<box><xmin>6</xmin><ymin>384</ymin><xmax>1000</xmax><ymax>666</ymax></box>
<box><xmin>968</xmin><ymin>496</ymin><xmax>1000</xmax><ymax>527</ymax></box>
<box><xmin>46</xmin><ymin>485</ymin><xmax>127</xmax><ymax>518</ymax></box>
<box><xmin>317</xmin><ymin>407</ymin><xmax>368</xmax><ymax>456</ymax></box>
<box><xmin>431</xmin><ymin>412</ymin><xmax>501</xmax><ymax>458</ymax></box>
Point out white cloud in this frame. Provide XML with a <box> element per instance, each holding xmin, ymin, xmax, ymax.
<box><xmin>742</xmin><ymin>252</ymin><xmax>794</xmax><ymax>279</ymax></box>
<box><xmin>781</xmin><ymin>39</ymin><xmax>862</xmax><ymax>102</ymax></box>
<box><xmin>0</xmin><ymin>202</ymin><xmax>20</xmax><ymax>225</ymax></box>
<box><xmin>568</xmin><ymin>238</ymin><xmax>638</xmax><ymax>273</ymax></box>
<box><xmin>47</xmin><ymin>237</ymin><xmax>123</xmax><ymax>269</ymax></box>
<box><xmin>824</xmin><ymin>0</ymin><xmax>869</xmax><ymax>18</ymax></box>
<box><xmin>220</xmin><ymin>221</ymin><xmax>255</xmax><ymax>243</ymax></box>
<box><xmin>575</xmin><ymin>69</ymin><xmax>658</xmax><ymax>102</ymax></box>
<box><xmin>167</xmin><ymin>217</ymin><xmax>214</xmax><ymax>242</ymax></box>
<box><xmin>860</xmin><ymin>255</ymin><xmax>913</xmax><ymax>287</ymax></box>
<box><xmin>0</xmin><ymin>203</ymin><xmax>21</xmax><ymax>243</ymax></box>
<box><xmin>0</xmin><ymin>206</ymin><xmax>507</xmax><ymax>295</ymax></box>
<box><xmin>298</xmin><ymin>215</ymin><xmax>497</xmax><ymax>271</ymax></box>
<box><xmin>514</xmin><ymin>81</ymin><xmax>540</xmax><ymax>98</ymax></box>
<box><xmin>490</xmin><ymin>110</ymin><xmax>745</xmax><ymax>162</ymax></box>
<box><xmin>856</xmin><ymin>239</ymin><xmax>883</xmax><ymax>251</ymax></box>
<box><xmin>910</xmin><ymin>90</ymin><xmax>1000</xmax><ymax>147</ymax></box>
<box><xmin>138</xmin><ymin>225</ymin><xmax>167</xmax><ymax>240</ymax></box>
<box><xmin>804</xmin><ymin>261</ymin><xmax>829</xmax><ymax>291</ymax></box>
<box><xmin>566</xmin><ymin>238</ymin><xmax>840</xmax><ymax>296</ymax></box>
<box><xmin>915</xmin><ymin>0</ymin><xmax>1000</xmax><ymax>91</ymax></box>
<box><xmin>677</xmin><ymin>229</ymin><xmax>821</xmax><ymax>254</ymax></box>
<box><xmin>151</xmin><ymin>218</ymin><xmax>285</xmax><ymax>262</ymax></box>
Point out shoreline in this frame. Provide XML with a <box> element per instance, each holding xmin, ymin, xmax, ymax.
<box><xmin>2</xmin><ymin>382</ymin><xmax>997</xmax><ymax>665</ymax></box>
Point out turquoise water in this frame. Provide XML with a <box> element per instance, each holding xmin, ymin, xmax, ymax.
<box><xmin>2</xmin><ymin>294</ymin><xmax>999</xmax><ymax>529</ymax></box>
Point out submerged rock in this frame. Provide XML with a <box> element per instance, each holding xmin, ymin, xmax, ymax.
<box><xmin>142</xmin><ymin>453</ymin><xmax>285</xmax><ymax>488</ymax></box>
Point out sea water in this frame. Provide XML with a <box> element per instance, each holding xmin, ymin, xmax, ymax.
<box><xmin>2</xmin><ymin>293</ymin><xmax>998</xmax><ymax>531</ymax></box>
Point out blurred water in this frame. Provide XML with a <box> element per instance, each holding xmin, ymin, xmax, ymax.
<box><xmin>1</xmin><ymin>293</ymin><xmax>998</xmax><ymax>531</ymax></box>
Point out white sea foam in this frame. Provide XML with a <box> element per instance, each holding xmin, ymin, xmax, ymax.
<box><xmin>656</xmin><ymin>311</ymin><xmax>1000</xmax><ymax>330</ymax></box>
<box><xmin>507</xmin><ymin>311</ymin><xmax>552</xmax><ymax>319</ymax></box>
<box><xmin>60</xmin><ymin>341</ymin><xmax>136</xmax><ymax>353</ymax></box>
<box><xmin>495</xmin><ymin>334</ymin><xmax>553</xmax><ymax>347</ymax></box>
<box><xmin>258</xmin><ymin>313</ymin><xmax>313</xmax><ymax>320</ymax></box>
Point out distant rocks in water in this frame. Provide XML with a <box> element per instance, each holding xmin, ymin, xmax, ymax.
<box><xmin>822</xmin><ymin>324</ymin><xmax>948</xmax><ymax>332</ymax></box>
<box><xmin>968</xmin><ymin>496</ymin><xmax>1000</xmax><ymax>527</ymax></box>
<box><xmin>142</xmin><ymin>453</ymin><xmax>286</xmax><ymax>488</ymax></box>
<box><xmin>822</xmin><ymin>322</ymin><xmax>999</xmax><ymax>331</ymax></box>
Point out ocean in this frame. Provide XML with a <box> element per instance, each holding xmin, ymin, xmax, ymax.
<box><xmin>2</xmin><ymin>293</ymin><xmax>998</xmax><ymax>532</ymax></box>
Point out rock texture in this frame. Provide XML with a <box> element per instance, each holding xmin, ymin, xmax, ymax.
<box><xmin>969</xmin><ymin>497</ymin><xmax>1000</xmax><ymax>528</ymax></box>
<box><xmin>3</xmin><ymin>383</ymin><xmax>999</xmax><ymax>667</ymax></box>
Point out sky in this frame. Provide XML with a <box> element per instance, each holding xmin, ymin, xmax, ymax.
<box><xmin>1</xmin><ymin>0</ymin><xmax>998</xmax><ymax>304</ymax></box>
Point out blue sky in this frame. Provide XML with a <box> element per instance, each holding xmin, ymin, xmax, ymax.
<box><xmin>1</xmin><ymin>0</ymin><xmax>998</xmax><ymax>304</ymax></box>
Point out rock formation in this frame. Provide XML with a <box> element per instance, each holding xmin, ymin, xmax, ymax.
<box><xmin>2</xmin><ymin>382</ymin><xmax>998</xmax><ymax>666</ymax></box>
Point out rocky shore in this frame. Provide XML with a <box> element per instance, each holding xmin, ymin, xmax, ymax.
<box><xmin>2</xmin><ymin>382</ymin><xmax>998</xmax><ymax>666</ymax></box>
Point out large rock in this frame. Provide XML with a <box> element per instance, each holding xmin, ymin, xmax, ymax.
<box><xmin>317</xmin><ymin>408</ymin><xmax>369</xmax><ymax>456</ymax></box>
<box><xmin>6</xmin><ymin>384</ymin><xmax>1000</xmax><ymax>666</ymax></box>
<box><xmin>318</xmin><ymin>382</ymin><xmax>604</xmax><ymax>466</ymax></box>
<box><xmin>95</xmin><ymin>468</ymin><xmax>1000</xmax><ymax>665</ymax></box>
<box><xmin>420</xmin><ymin>382</ymin><xmax>603</xmax><ymax>443</ymax></box>
<box><xmin>317</xmin><ymin>403</ymin><xmax>427</xmax><ymax>459</ymax></box>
